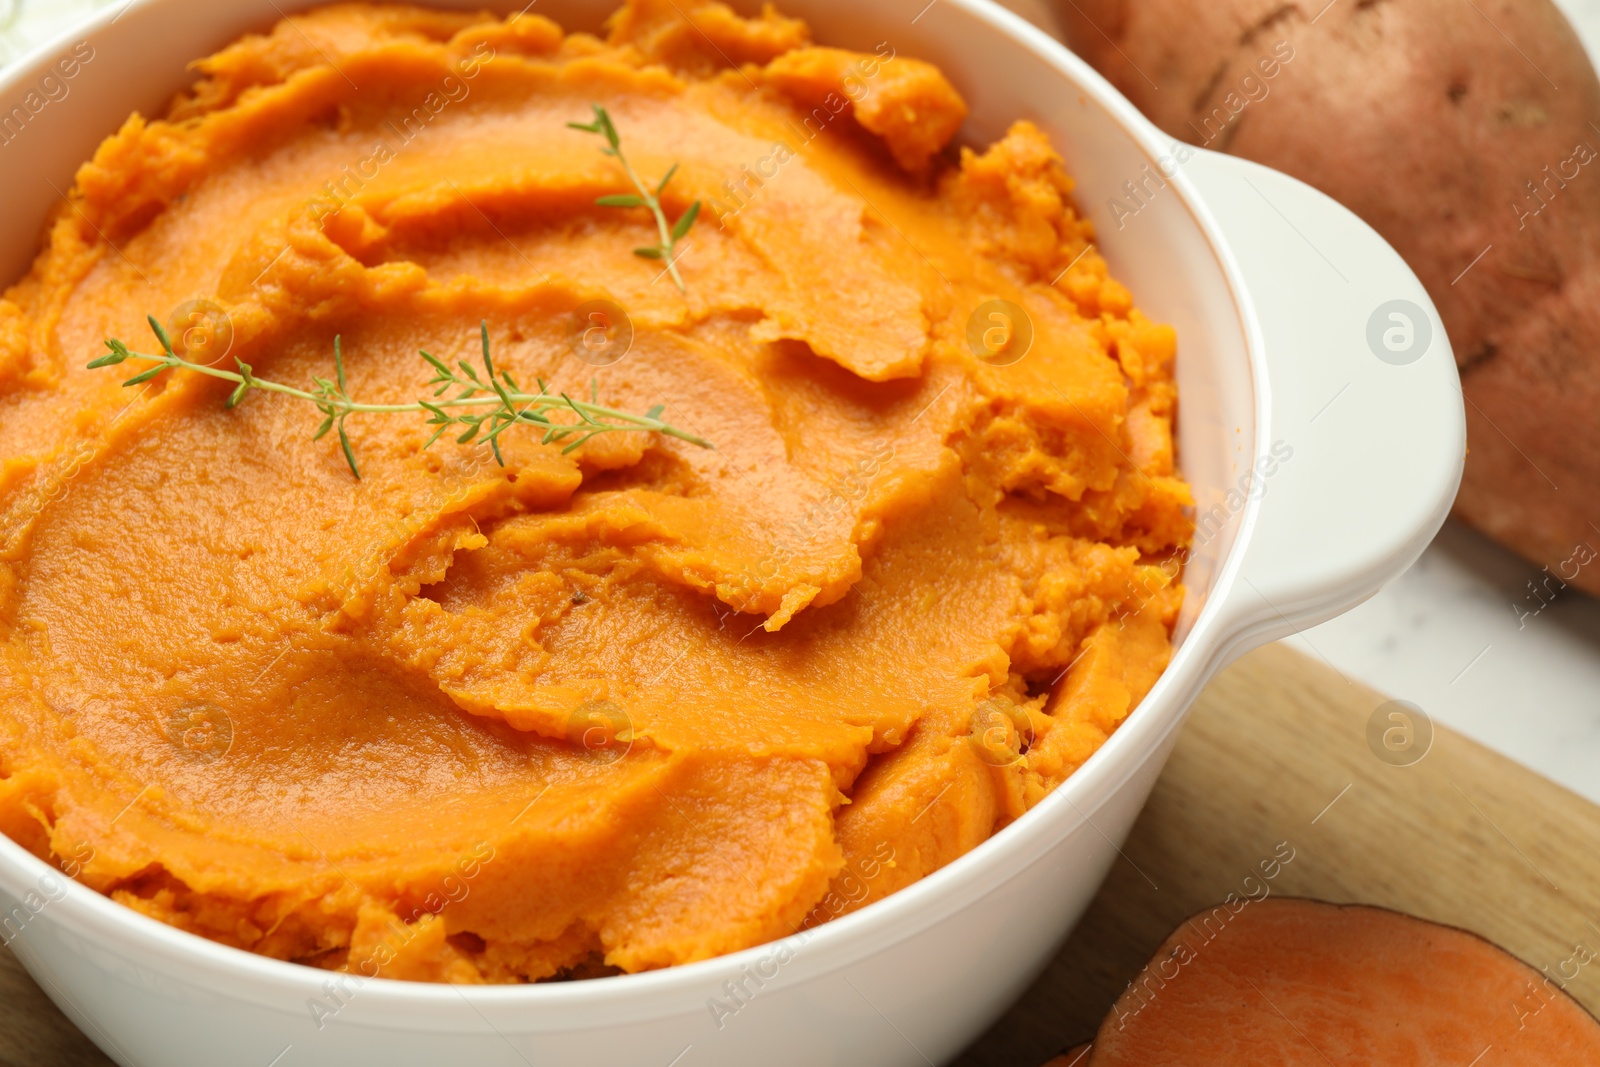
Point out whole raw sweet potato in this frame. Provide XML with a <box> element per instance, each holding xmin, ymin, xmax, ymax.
<box><xmin>1058</xmin><ymin>0</ymin><xmax>1600</xmax><ymax>595</ymax></box>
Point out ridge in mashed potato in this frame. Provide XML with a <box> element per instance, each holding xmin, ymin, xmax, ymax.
<box><xmin>0</xmin><ymin>0</ymin><xmax>1192</xmax><ymax>982</ymax></box>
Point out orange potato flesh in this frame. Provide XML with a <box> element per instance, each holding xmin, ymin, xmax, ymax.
<box><xmin>0</xmin><ymin>0</ymin><xmax>1190</xmax><ymax>980</ymax></box>
<box><xmin>1093</xmin><ymin>899</ymin><xmax>1600</xmax><ymax>1066</ymax></box>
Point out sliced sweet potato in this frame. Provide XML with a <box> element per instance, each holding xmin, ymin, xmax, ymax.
<box><xmin>1090</xmin><ymin>898</ymin><xmax>1600</xmax><ymax>1065</ymax></box>
<box><xmin>1042</xmin><ymin>1043</ymin><xmax>1093</xmax><ymax>1066</ymax></box>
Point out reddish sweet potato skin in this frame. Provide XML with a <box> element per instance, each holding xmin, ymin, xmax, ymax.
<box><xmin>1059</xmin><ymin>0</ymin><xmax>1600</xmax><ymax>592</ymax></box>
<box><xmin>1087</xmin><ymin>898</ymin><xmax>1600</xmax><ymax>1066</ymax></box>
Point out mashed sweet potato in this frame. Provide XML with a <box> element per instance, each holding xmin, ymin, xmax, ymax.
<box><xmin>0</xmin><ymin>0</ymin><xmax>1191</xmax><ymax>981</ymax></box>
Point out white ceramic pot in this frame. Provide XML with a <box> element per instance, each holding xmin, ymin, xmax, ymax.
<box><xmin>0</xmin><ymin>1</ymin><xmax>1464</xmax><ymax>1064</ymax></box>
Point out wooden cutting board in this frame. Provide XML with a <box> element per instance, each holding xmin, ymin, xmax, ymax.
<box><xmin>952</xmin><ymin>642</ymin><xmax>1600</xmax><ymax>1065</ymax></box>
<box><xmin>1</xmin><ymin>643</ymin><xmax>1596</xmax><ymax>1066</ymax></box>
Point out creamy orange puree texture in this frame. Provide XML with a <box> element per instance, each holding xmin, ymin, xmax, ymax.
<box><xmin>0</xmin><ymin>0</ymin><xmax>1192</xmax><ymax>982</ymax></box>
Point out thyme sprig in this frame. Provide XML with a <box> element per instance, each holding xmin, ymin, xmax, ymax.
<box><xmin>569</xmin><ymin>104</ymin><xmax>702</xmax><ymax>293</ymax></box>
<box><xmin>89</xmin><ymin>316</ymin><xmax>712</xmax><ymax>479</ymax></box>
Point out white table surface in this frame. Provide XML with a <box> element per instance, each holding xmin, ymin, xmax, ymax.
<box><xmin>2</xmin><ymin>0</ymin><xmax>1597</xmax><ymax>804</ymax></box>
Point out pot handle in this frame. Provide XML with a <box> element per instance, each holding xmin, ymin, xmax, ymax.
<box><xmin>1183</xmin><ymin>150</ymin><xmax>1466</xmax><ymax>663</ymax></box>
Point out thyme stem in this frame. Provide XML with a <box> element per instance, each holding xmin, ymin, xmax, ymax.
<box><xmin>89</xmin><ymin>316</ymin><xmax>712</xmax><ymax>479</ymax></box>
<box><xmin>569</xmin><ymin>104</ymin><xmax>702</xmax><ymax>293</ymax></box>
